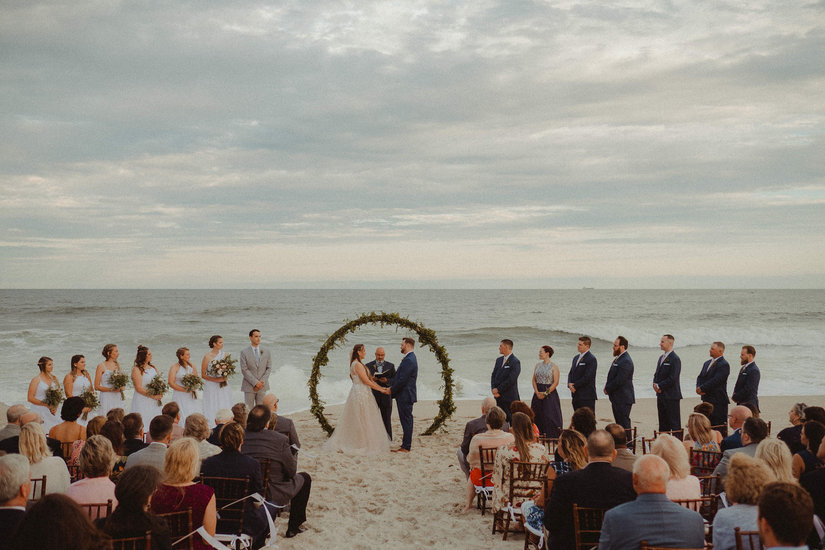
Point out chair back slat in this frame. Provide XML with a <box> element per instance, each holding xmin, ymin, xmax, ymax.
<box><xmin>640</xmin><ymin>437</ymin><xmax>655</xmax><ymax>455</ymax></box>
<box><xmin>690</xmin><ymin>449</ymin><xmax>722</xmax><ymax>476</ymax></box>
<box><xmin>696</xmin><ymin>474</ymin><xmax>721</xmax><ymax>498</ymax></box>
<box><xmin>258</xmin><ymin>458</ymin><xmax>271</xmax><ymax>500</ymax></box>
<box><xmin>60</xmin><ymin>441</ymin><xmax>76</xmax><ymax>461</ymax></box>
<box><xmin>734</xmin><ymin>527</ymin><xmax>763</xmax><ymax>550</ymax></box>
<box><xmin>29</xmin><ymin>475</ymin><xmax>47</xmax><ymax>501</ymax></box>
<box><xmin>640</xmin><ymin>540</ymin><xmax>704</xmax><ymax>550</ymax></box>
<box><xmin>538</xmin><ymin>436</ymin><xmax>559</xmax><ymax>455</ymax></box>
<box><xmin>654</xmin><ymin>429</ymin><xmax>684</xmax><ymax>441</ymax></box>
<box><xmin>674</xmin><ymin>496</ymin><xmax>718</xmax><ymax>523</ymax></box>
<box><xmin>110</xmin><ymin>531</ymin><xmax>151</xmax><ymax>550</ymax></box>
<box><xmin>573</xmin><ymin>505</ymin><xmax>607</xmax><ymax>550</ymax></box>
<box><xmin>158</xmin><ymin>508</ymin><xmax>194</xmax><ymax>550</ymax></box>
<box><xmin>79</xmin><ymin>499</ymin><xmax>113</xmax><ymax>520</ymax></box>
<box><xmin>201</xmin><ymin>476</ymin><xmax>250</xmax><ymax>537</ymax></box>
<box><xmin>474</xmin><ymin>447</ymin><xmax>498</xmax><ymax>515</ymax></box>
<box><xmin>710</xmin><ymin>423</ymin><xmax>728</xmax><ymax>438</ymax></box>
<box><xmin>625</xmin><ymin>427</ymin><xmax>638</xmax><ymax>454</ymax></box>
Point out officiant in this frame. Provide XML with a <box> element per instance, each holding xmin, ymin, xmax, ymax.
<box><xmin>366</xmin><ymin>347</ymin><xmax>395</xmax><ymax>439</ymax></box>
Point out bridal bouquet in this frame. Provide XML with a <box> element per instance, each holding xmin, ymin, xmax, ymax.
<box><xmin>207</xmin><ymin>354</ymin><xmax>237</xmax><ymax>388</ymax></box>
<box><xmin>79</xmin><ymin>387</ymin><xmax>100</xmax><ymax>420</ymax></box>
<box><xmin>181</xmin><ymin>373</ymin><xmax>204</xmax><ymax>398</ymax></box>
<box><xmin>43</xmin><ymin>385</ymin><xmax>65</xmax><ymax>409</ymax></box>
<box><xmin>108</xmin><ymin>370</ymin><xmax>130</xmax><ymax>399</ymax></box>
<box><xmin>146</xmin><ymin>374</ymin><xmax>169</xmax><ymax>406</ymax></box>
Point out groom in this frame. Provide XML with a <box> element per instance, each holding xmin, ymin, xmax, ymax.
<box><xmin>390</xmin><ymin>337</ymin><xmax>418</xmax><ymax>453</ymax></box>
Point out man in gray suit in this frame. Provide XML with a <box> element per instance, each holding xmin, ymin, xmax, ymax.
<box><xmin>240</xmin><ymin>329</ymin><xmax>272</xmax><ymax>408</ymax></box>
<box><xmin>598</xmin><ymin>455</ymin><xmax>705</xmax><ymax>550</ymax></box>
<box><xmin>713</xmin><ymin>416</ymin><xmax>769</xmax><ymax>485</ymax></box>
<box><xmin>0</xmin><ymin>405</ymin><xmax>27</xmax><ymax>442</ymax></box>
<box><xmin>263</xmin><ymin>393</ymin><xmax>300</xmax><ymax>454</ymax></box>
<box><xmin>606</xmin><ymin>423</ymin><xmax>637</xmax><ymax>473</ymax></box>
<box><xmin>125</xmin><ymin>415</ymin><xmax>173</xmax><ymax>472</ymax></box>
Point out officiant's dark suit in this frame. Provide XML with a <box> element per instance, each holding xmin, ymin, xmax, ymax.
<box><xmin>391</xmin><ymin>339</ymin><xmax>418</xmax><ymax>451</ymax></box>
<box><xmin>366</xmin><ymin>348</ymin><xmax>395</xmax><ymax>439</ymax></box>
<box><xmin>605</xmin><ymin>337</ymin><xmax>635</xmax><ymax>430</ymax></box>
<box><xmin>491</xmin><ymin>340</ymin><xmax>521</xmax><ymax>423</ymax></box>
<box><xmin>568</xmin><ymin>338</ymin><xmax>597</xmax><ymax>412</ymax></box>
<box><xmin>696</xmin><ymin>343</ymin><xmax>730</xmax><ymax>430</ymax></box>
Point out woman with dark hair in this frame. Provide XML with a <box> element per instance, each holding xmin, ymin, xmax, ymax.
<box><xmin>130</xmin><ymin>345</ymin><xmax>162</xmax><ymax>422</ymax></box>
<box><xmin>569</xmin><ymin>406</ymin><xmax>597</xmax><ymax>439</ymax></box>
<box><xmin>49</xmin><ymin>396</ymin><xmax>87</xmax><ymax>452</ymax></box>
<box><xmin>8</xmin><ymin>493</ymin><xmax>112</xmax><ymax>550</ymax></box>
<box><xmin>169</xmin><ymin>347</ymin><xmax>202</xmax><ymax>423</ymax></box>
<box><xmin>232</xmin><ymin>402</ymin><xmax>248</xmax><ymax>428</ymax></box>
<box><xmin>64</xmin><ymin>354</ymin><xmax>94</xmax><ymax>421</ymax></box>
<box><xmin>792</xmin><ymin>420</ymin><xmax>825</xmax><ymax>479</ymax></box>
<box><xmin>95</xmin><ymin>344</ymin><xmax>125</xmax><ymax>415</ymax></box>
<box><xmin>99</xmin><ymin>420</ymin><xmax>128</xmax><ymax>480</ymax></box>
<box><xmin>509</xmin><ymin>401</ymin><xmax>540</xmax><ymax>438</ymax></box>
<box><xmin>97</xmin><ymin>465</ymin><xmax>172</xmax><ymax>550</ymax></box>
<box><xmin>27</xmin><ymin>356</ymin><xmax>61</xmax><ymax>430</ymax></box>
<box><xmin>531</xmin><ymin>345</ymin><xmax>563</xmax><ymax>438</ymax></box>
<box><xmin>321</xmin><ymin>344</ymin><xmax>391</xmax><ymax>455</ymax></box>
<box><xmin>202</xmin><ymin>335</ymin><xmax>232</xmax><ymax>425</ymax></box>
<box><xmin>491</xmin><ymin>412</ymin><xmax>551</xmax><ymax>514</ymax></box>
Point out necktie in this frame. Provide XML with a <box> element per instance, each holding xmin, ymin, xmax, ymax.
<box><xmin>254</xmin><ymin>348</ymin><xmax>260</xmax><ymax>361</ymax></box>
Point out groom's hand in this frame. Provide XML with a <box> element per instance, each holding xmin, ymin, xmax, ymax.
<box><xmin>254</xmin><ymin>381</ymin><xmax>264</xmax><ymax>391</ymax></box>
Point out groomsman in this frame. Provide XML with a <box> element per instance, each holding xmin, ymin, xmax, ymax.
<box><xmin>568</xmin><ymin>336</ymin><xmax>597</xmax><ymax>413</ymax></box>
<box><xmin>696</xmin><ymin>341</ymin><xmax>730</xmax><ymax>430</ymax></box>
<box><xmin>491</xmin><ymin>339</ymin><xmax>521</xmax><ymax>423</ymax></box>
<box><xmin>365</xmin><ymin>347</ymin><xmax>395</xmax><ymax>439</ymax></box>
<box><xmin>653</xmin><ymin>334</ymin><xmax>682</xmax><ymax>432</ymax></box>
<box><xmin>732</xmin><ymin>345</ymin><xmax>760</xmax><ymax>411</ymax></box>
<box><xmin>240</xmin><ymin>329</ymin><xmax>272</xmax><ymax>408</ymax></box>
<box><xmin>604</xmin><ymin>336</ymin><xmax>635</xmax><ymax>429</ymax></box>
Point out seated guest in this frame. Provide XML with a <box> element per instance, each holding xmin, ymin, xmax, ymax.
<box><xmin>183</xmin><ymin>413</ymin><xmax>221</xmax><ymax>463</ymax></box>
<box><xmin>207</xmin><ymin>408</ymin><xmax>233</xmax><ymax>446</ymax></box>
<box><xmin>777</xmin><ymin>402</ymin><xmax>807</xmax><ymax>455</ymax></box>
<box><xmin>232</xmin><ymin>403</ymin><xmax>248</xmax><ymax>428</ymax></box>
<box><xmin>122</xmin><ymin>412</ymin><xmax>147</xmax><ymax>456</ymax></box>
<box><xmin>0</xmin><ymin>412</ymin><xmax>60</xmax><ymax>457</ymax></box>
<box><xmin>598</xmin><ymin>455</ymin><xmax>705</xmax><ymax>550</ymax></box>
<box><xmin>756</xmin><ymin>438</ymin><xmax>796</xmax><ymax>483</ymax></box>
<box><xmin>721</xmin><ymin>405</ymin><xmax>753</xmax><ymax>452</ymax></box>
<box><xmin>805</xmin><ymin>406</ymin><xmax>825</xmax><ymax>425</ymax></box>
<box><xmin>150</xmin><ymin>438</ymin><xmax>216</xmax><ymax>550</ymax></box>
<box><xmin>461</xmin><ymin>406</ymin><xmax>514</xmax><ymax>512</ymax></box>
<box><xmin>758</xmin><ymin>482</ymin><xmax>814</xmax><ymax>550</ymax></box>
<box><xmin>546</xmin><ymin>429</ymin><xmax>636</xmax><ymax>550</ymax></box>
<box><xmin>714</xmin><ymin>416</ymin><xmax>769</xmax><ymax>484</ymax></box>
<box><xmin>242</xmin><ymin>405</ymin><xmax>311</xmax><ymax>539</ymax></box>
<box><xmin>606</xmin><ymin>423</ymin><xmax>637</xmax><ymax>473</ymax></box>
<box><xmin>19</xmin><ymin>422</ymin><xmax>70</xmax><ymax>495</ymax></box>
<box><xmin>569</xmin><ymin>406</ymin><xmax>597</xmax><ymax>439</ymax></box>
<box><xmin>97</xmin><ymin>465</ymin><xmax>172</xmax><ymax>550</ymax></box>
<box><xmin>509</xmin><ymin>401</ymin><xmax>540</xmax><ymax>438</ymax></box>
<box><xmin>792</xmin><ymin>420</ymin><xmax>825</xmax><ymax>480</ymax></box>
<box><xmin>99</xmin><ymin>420</ymin><xmax>128</xmax><ymax>479</ymax></box>
<box><xmin>0</xmin><ymin>405</ymin><xmax>27</xmax><ymax>442</ymax></box>
<box><xmin>68</xmin><ymin>415</ymin><xmax>105</xmax><ymax>465</ymax></box>
<box><xmin>0</xmin><ymin>454</ymin><xmax>30</xmax><ymax>550</ymax></box>
<box><xmin>7</xmin><ymin>494</ymin><xmax>111</xmax><ymax>550</ymax></box>
<box><xmin>457</xmin><ymin>397</ymin><xmax>509</xmax><ymax>478</ymax></box>
<box><xmin>48</xmin><ymin>396</ymin><xmax>86</xmax><ymax>456</ymax></box>
<box><xmin>65</xmin><ymin>435</ymin><xmax>118</xmax><ymax>513</ymax></box>
<box><xmin>201</xmin><ymin>422</ymin><xmax>274</xmax><ymax>550</ymax></box>
<box><xmin>160</xmin><ymin>402</ymin><xmax>184</xmax><ymax>442</ymax></box>
<box><xmin>693</xmin><ymin>402</ymin><xmax>724</xmax><ymax>441</ymax></box>
<box><xmin>651</xmin><ymin>434</ymin><xmax>700</xmax><ymax>500</ymax></box>
<box><xmin>800</xmin><ymin>435</ymin><xmax>825</xmax><ymax>522</ymax></box>
<box><xmin>491</xmin><ymin>412</ymin><xmax>551</xmax><ymax>515</ymax></box>
<box><xmin>125</xmin><ymin>414</ymin><xmax>173</xmax><ymax>472</ymax></box>
<box><xmin>106</xmin><ymin>408</ymin><xmax>125</xmax><ymax>424</ymax></box>
<box><xmin>712</xmin><ymin>454</ymin><xmax>775</xmax><ymax>550</ymax></box>
<box><xmin>263</xmin><ymin>393</ymin><xmax>300</xmax><ymax>454</ymax></box>
<box><xmin>684</xmin><ymin>412</ymin><xmax>721</xmax><ymax>454</ymax></box>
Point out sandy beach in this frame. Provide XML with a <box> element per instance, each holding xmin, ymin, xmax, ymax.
<box><xmin>1</xmin><ymin>395</ymin><xmax>819</xmax><ymax>548</ymax></box>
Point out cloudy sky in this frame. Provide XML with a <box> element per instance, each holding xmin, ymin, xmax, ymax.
<box><xmin>1</xmin><ymin>1</ymin><xmax>823</xmax><ymax>288</ymax></box>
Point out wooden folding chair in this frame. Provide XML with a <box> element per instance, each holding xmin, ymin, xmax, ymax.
<box><xmin>765</xmin><ymin>421</ymin><xmax>771</xmax><ymax>437</ymax></box>
<box><xmin>639</xmin><ymin>540</ymin><xmax>703</xmax><ymax>550</ymax></box>
<box><xmin>538</xmin><ymin>437</ymin><xmax>559</xmax><ymax>455</ymax></box>
<box><xmin>640</xmin><ymin>437</ymin><xmax>655</xmax><ymax>455</ymax></box>
<box><xmin>79</xmin><ymin>499</ymin><xmax>113</xmax><ymax>520</ymax></box>
<box><xmin>734</xmin><ymin>527</ymin><xmax>764</xmax><ymax>550</ymax></box>
<box><xmin>689</xmin><ymin>449</ymin><xmax>722</xmax><ymax>476</ymax></box>
<box><xmin>711</xmin><ymin>423</ymin><xmax>728</xmax><ymax>438</ymax></box>
<box><xmin>110</xmin><ymin>531</ymin><xmax>151</xmax><ymax>550</ymax></box>
<box><xmin>522</xmin><ymin>502</ymin><xmax>547</xmax><ymax>550</ymax></box>
<box><xmin>572</xmin><ymin>505</ymin><xmax>607</xmax><ymax>550</ymax></box>
<box><xmin>59</xmin><ymin>441</ymin><xmax>76</xmax><ymax>461</ymax></box>
<box><xmin>201</xmin><ymin>475</ymin><xmax>253</xmax><ymax>549</ymax></box>
<box><xmin>29</xmin><ymin>475</ymin><xmax>47</xmax><ymax>501</ymax></box>
<box><xmin>654</xmin><ymin>429</ymin><xmax>684</xmax><ymax>441</ymax></box>
<box><xmin>625</xmin><ymin>427</ymin><xmax>638</xmax><ymax>454</ymax></box>
<box><xmin>258</xmin><ymin>458</ymin><xmax>271</xmax><ymax>501</ymax></box>
<box><xmin>696</xmin><ymin>474</ymin><xmax>721</xmax><ymax>498</ymax></box>
<box><xmin>158</xmin><ymin>508</ymin><xmax>193</xmax><ymax>550</ymax></box>
<box><xmin>475</xmin><ymin>447</ymin><xmax>497</xmax><ymax>515</ymax></box>
<box><xmin>674</xmin><ymin>496</ymin><xmax>718</xmax><ymax>524</ymax></box>
<box><xmin>68</xmin><ymin>463</ymin><xmax>86</xmax><ymax>483</ymax></box>
<box><xmin>491</xmin><ymin>461</ymin><xmax>549</xmax><ymax>540</ymax></box>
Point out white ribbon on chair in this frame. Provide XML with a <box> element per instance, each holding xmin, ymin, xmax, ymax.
<box><xmin>291</xmin><ymin>444</ymin><xmax>316</xmax><ymax>459</ymax></box>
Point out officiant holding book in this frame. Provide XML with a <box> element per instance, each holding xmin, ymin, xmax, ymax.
<box><xmin>366</xmin><ymin>347</ymin><xmax>395</xmax><ymax>439</ymax></box>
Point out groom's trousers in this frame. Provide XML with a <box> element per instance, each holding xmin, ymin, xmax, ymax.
<box><xmin>398</xmin><ymin>401</ymin><xmax>414</xmax><ymax>450</ymax></box>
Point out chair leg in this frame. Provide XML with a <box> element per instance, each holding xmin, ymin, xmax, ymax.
<box><xmin>502</xmin><ymin>511</ymin><xmax>510</xmax><ymax>541</ymax></box>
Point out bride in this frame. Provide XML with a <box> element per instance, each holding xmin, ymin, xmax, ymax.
<box><xmin>323</xmin><ymin>344</ymin><xmax>392</xmax><ymax>455</ymax></box>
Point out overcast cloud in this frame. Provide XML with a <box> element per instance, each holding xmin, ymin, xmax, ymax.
<box><xmin>1</xmin><ymin>0</ymin><xmax>823</xmax><ymax>288</ymax></box>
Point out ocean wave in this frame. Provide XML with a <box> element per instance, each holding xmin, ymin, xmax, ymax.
<box><xmin>199</xmin><ymin>306</ymin><xmax>276</xmax><ymax>316</ymax></box>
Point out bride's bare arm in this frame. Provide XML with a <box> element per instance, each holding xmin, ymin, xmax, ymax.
<box><xmin>355</xmin><ymin>362</ymin><xmax>387</xmax><ymax>392</ymax></box>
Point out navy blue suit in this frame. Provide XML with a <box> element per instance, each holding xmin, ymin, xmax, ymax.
<box><xmin>732</xmin><ymin>362</ymin><xmax>760</xmax><ymax>410</ymax></box>
<box><xmin>391</xmin><ymin>352</ymin><xmax>418</xmax><ymax>450</ymax></box>
<box><xmin>653</xmin><ymin>351</ymin><xmax>682</xmax><ymax>431</ymax></box>
<box><xmin>491</xmin><ymin>354</ymin><xmax>521</xmax><ymax>422</ymax></box>
<box><xmin>605</xmin><ymin>352</ymin><xmax>635</xmax><ymax>429</ymax></box>
<box><xmin>696</xmin><ymin>356</ymin><xmax>730</xmax><ymax>429</ymax></box>
<box><xmin>366</xmin><ymin>359</ymin><xmax>395</xmax><ymax>439</ymax></box>
<box><xmin>567</xmin><ymin>350</ymin><xmax>597</xmax><ymax>412</ymax></box>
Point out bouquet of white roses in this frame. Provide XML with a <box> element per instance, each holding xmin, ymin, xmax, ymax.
<box><xmin>207</xmin><ymin>354</ymin><xmax>238</xmax><ymax>388</ymax></box>
<box><xmin>181</xmin><ymin>373</ymin><xmax>204</xmax><ymax>398</ymax></box>
<box><xmin>146</xmin><ymin>374</ymin><xmax>169</xmax><ymax>406</ymax></box>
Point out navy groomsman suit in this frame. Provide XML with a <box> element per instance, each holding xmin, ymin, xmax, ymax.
<box><xmin>732</xmin><ymin>361</ymin><xmax>760</xmax><ymax>410</ymax></box>
<box><xmin>491</xmin><ymin>349</ymin><xmax>521</xmax><ymax>423</ymax></box>
<box><xmin>605</xmin><ymin>342</ymin><xmax>635</xmax><ymax>430</ymax></box>
<box><xmin>568</xmin><ymin>347</ymin><xmax>597</xmax><ymax>412</ymax></box>
<box><xmin>696</xmin><ymin>347</ymin><xmax>730</xmax><ymax>430</ymax></box>
<box><xmin>653</xmin><ymin>348</ymin><xmax>682</xmax><ymax>432</ymax></box>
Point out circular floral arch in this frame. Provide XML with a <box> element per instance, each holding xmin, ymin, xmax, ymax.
<box><xmin>308</xmin><ymin>312</ymin><xmax>456</xmax><ymax>436</ymax></box>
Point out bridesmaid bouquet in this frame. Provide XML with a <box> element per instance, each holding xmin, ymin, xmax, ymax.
<box><xmin>109</xmin><ymin>370</ymin><xmax>130</xmax><ymax>399</ymax></box>
<box><xmin>79</xmin><ymin>387</ymin><xmax>100</xmax><ymax>420</ymax></box>
<box><xmin>43</xmin><ymin>386</ymin><xmax>65</xmax><ymax>409</ymax></box>
<box><xmin>207</xmin><ymin>354</ymin><xmax>238</xmax><ymax>388</ymax></box>
<box><xmin>181</xmin><ymin>373</ymin><xmax>204</xmax><ymax>398</ymax></box>
<box><xmin>146</xmin><ymin>374</ymin><xmax>169</xmax><ymax>406</ymax></box>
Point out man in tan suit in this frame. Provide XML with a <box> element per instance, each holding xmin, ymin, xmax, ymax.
<box><xmin>240</xmin><ymin>329</ymin><xmax>272</xmax><ymax>408</ymax></box>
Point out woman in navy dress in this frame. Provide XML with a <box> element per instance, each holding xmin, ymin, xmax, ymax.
<box><xmin>530</xmin><ymin>345</ymin><xmax>563</xmax><ymax>438</ymax></box>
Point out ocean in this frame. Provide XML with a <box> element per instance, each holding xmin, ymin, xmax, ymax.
<box><xmin>0</xmin><ymin>289</ymin><xmax>822</xmax><ymax>414</ymax></box>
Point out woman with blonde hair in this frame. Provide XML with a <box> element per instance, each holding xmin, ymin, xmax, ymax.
<box><xmin>755</xmin><ymin>438</ymin><xmax>795</xmax><ymax>483</ymax></box>
<box><xmin>712</xmin><ymin>454</ymin><xmax>775</xmax><ymax>550</ymax></box>
<box><xmin>19</xmin><ymin>422</ymin><xmax>70</xmax><ymax>495</ymax></box>
<box><xmin>491</xmin><ymin>412</ymin><xmax>551</xmax><ymax>514</ymax></box>
<box><xmin>684</xmin><ymin>412</ymin><xmax>720</xmax><ymax>453</ymax></box>
<box><xmin>651</xmin><ymin>434</ymin><xmax>700</xmax><ymax>500</ymax></box>
<box><xmin>150</xmin><ymin>437</ymin><xmax>217</xmax><ymax>550</ymax></box>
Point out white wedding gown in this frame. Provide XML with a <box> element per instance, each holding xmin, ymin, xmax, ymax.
<box><xmin>322</xmin><ymin>361</ymin><xmax>390</xmax><ymax>455</ymax></box>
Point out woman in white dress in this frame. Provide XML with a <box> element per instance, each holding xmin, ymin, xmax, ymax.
<box><xmin>95</xmin><ymin>344</ymin><xmax>125</xmax><ymax>416</ymax></box>
<box><xmin>64</xmin><ymin>354</ymin><xmax>94</xmax><ymax>424</ymax></box>
<box><xmin>130</xmin><ymin>345</ymin><xmax>162</xmax><ymax>421</ymax></box>
<box><xmin>27</xmin><ymin>356</ymin><xmax>61</xmax><ymax>431</ymax></box>
<box><xmin>201</xmin><ymin>335</ymin><xmax>233</xmax><ymax>426</ymax></box>
<box><xmin>322</xmin><ymin>344</ymin><xmax>392</xmax><ymax>455</ymax></box>
<box><xmin>169</xmin><ymin>347</ymin><xmax>202</xmax><ymax>423</ymax></box>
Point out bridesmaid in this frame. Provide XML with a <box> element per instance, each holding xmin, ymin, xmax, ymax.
<box><xmin>201</xmin><ymin>335</ymin><xmax>232</xmax><ymax>426</ymax></box>
<box><xmin>64</xmin><ymin>354</ymin><xmax>94</xmax><ymax>423</ymax></box>
<box><xmin>95</xmin><ymin>344</ymin><xmax>125</xmax><ymax>416</ymax></box>
<box><xmin>27</xmin><ymin>356</ymin><xmax>61</xmax><ymax>430</ymax></box>
<box><xmin>531</xmin><ymin>345</ymin><xmax>563</xmax><ymax>438</ymax></box>
<box><xmin>130</xmin><ymin>345</ymin><xmax>162</xmax><ymax>422</ymax></box>
<box><xmin>169</xmin><ymin>347</ymin><xmax>202</xmax><ymax>424</ymax></box>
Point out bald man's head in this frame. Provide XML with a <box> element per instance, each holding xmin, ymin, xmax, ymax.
<box><xmin>262</xmin><ymin>393</ymin><xmax>279</xmax><ymax>411</ymax></box>
<box><xmin>633</xmin><ymin>454</ymin><xmax>670</xmax><ymax>494</ymax></box>
<box><xmin>481</xmin><ymin>397</ymin><xmax>497</xmax><ymax>414</ymax></box>
<box><xmin>729</xmin><ymin>405</ymin><xmax>752</xmax><ymax>429</ymax></box>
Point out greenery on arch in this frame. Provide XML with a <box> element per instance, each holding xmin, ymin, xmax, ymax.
<box><xmin>308</xmin><ymin>311</ymin><xmax>456</xmax><ymax>436</ymax></box>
